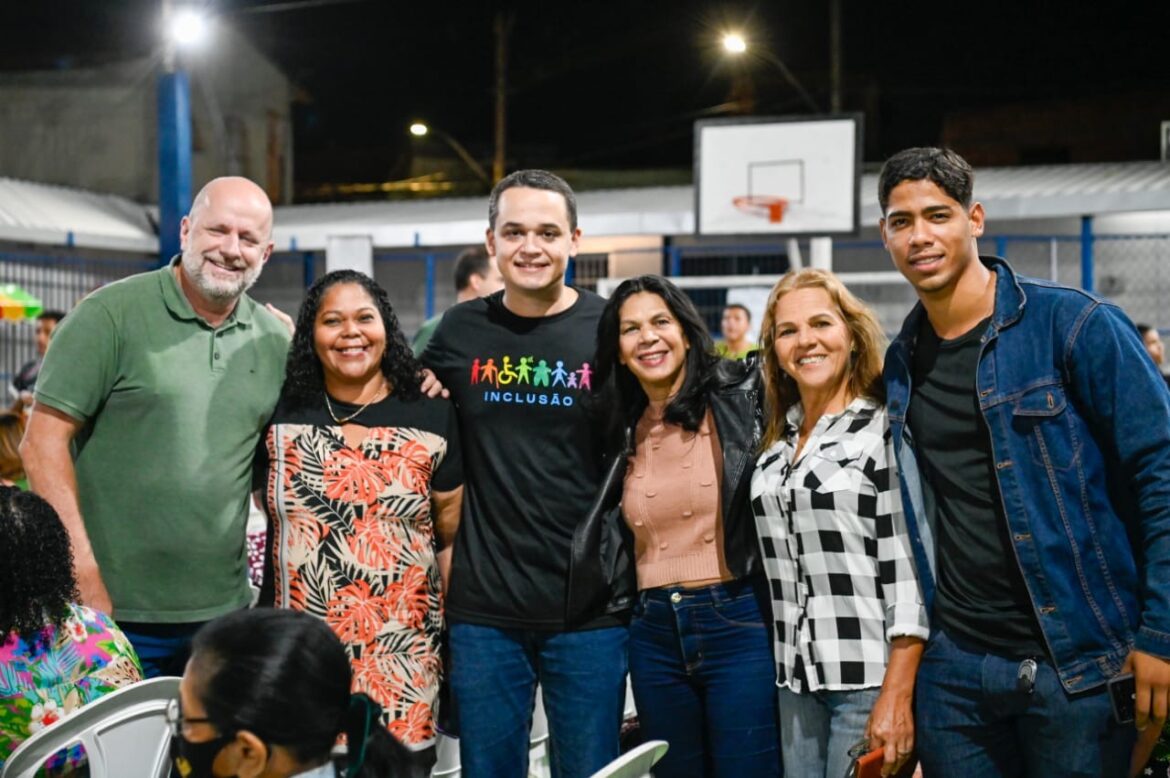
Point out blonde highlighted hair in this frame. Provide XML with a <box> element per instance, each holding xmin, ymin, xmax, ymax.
<box><xmin>758</xmin><ymin>269</ymin><xmax>887</xmax><ymax>449</ymax></box>
<box><xmin>0</xmin><ymin>413</ymin><xmax>25</xmax><ymax>483</ymax></box>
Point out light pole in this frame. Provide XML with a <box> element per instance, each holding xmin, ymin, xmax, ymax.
<box><xmin>410</xmin><ymin>122</ymin><xmax>492</xmax><ymax>189</ymax></box>
<box><xmin>157</xmin><ymin>1</ymin><xmax>206</xmax><ymax>264</ymax></box>
<box><xmin>721</xmin><ymin>31</ymin><xmax>821</xmax><ymax>114</ymax></box>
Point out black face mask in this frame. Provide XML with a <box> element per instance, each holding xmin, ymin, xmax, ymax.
<box><xmin>171</xmin><ymin>730</ymin><xmax>236</xmax><ymax>778</ymax></box>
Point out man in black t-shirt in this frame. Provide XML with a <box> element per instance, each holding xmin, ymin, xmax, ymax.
<box><xmin>423</xmin><ymin>170</ymin><xmax>627</xmax><ymax>778</ymax></box>
<box><xmin>879</xmin><ymin>148</ymin><xmax>1170</xmax><ymax>775</ymax></box>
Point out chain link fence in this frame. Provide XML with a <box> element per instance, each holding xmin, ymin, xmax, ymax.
<box><xmin>0</xmin><ymin>251</ymin><xmax>155</xmax><ymax>397</ymax></box>
<box><xmin>1092</xmin><ymin>235</ymin><xmax>1170</xmax><ymax>331</ymax></box>
<box><xmin>3</xmin><ymin>231</ymin><xmax>1167</xmax><ymax>393</ymax></box>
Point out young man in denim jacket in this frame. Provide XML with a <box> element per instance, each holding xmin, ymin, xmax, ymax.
<box><xmin>878</xmin><ymin>147</ymin><xmax>1170</xmax><ymax>776</ymax></box>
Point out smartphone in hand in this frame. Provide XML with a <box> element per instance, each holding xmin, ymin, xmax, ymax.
<box><xmin>1108</xmin><ymin>672</ymin><xmax>1136</xmax><ymax>724</ymax></box>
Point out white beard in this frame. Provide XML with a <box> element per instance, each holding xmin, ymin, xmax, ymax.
<box><xmin>180</xmin><ymin>250</ymin><xmax>261</xmax><ymax>303</ymax></box>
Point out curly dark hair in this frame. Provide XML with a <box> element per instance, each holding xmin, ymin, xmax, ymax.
<box><xmin>591</xmin><ymin>275</ymin><xmax>720</xmax><ymax>454</ymax></box>
<box><xmin>281</xmin><ymin>270</ymin><xmax>422</xmax><ymax>409</ymax></box>
<box><xmin>0</xmin><ymin>487</ymin><xmax>79</xmax><ymax>641</ymax></box>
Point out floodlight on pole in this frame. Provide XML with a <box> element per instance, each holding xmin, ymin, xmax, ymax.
<box><xmin>719</xmin><ymin>33</ymin><xmax>821</xmax><ymax>113</ymax></box>
<box><xmin>169</xmin><ymin>7</ymin><xmax>209</xmax><ymax>49</ymax></box>
<box><xmin>408</xmin><ymin>121</ymin><xmax>491</xmax><ymax>188</ymax></box>
<box><xmin>722</xmin><ymin>33</ymin><xmax>747</xmax><ymax>55</ymax></box>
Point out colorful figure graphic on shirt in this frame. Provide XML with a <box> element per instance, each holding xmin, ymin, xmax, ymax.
<box><xmin>551</xmin><ymin>360</ymin><xmax>570</xmax><ymax>387</ymax></box>
<box><xmin>533</xmin><ymin>359</ymin><xmax>551</xmax><ymax>387</ymax></box>
<box><xmin>566</xmin><ymin>371</ymin><xmax>578</xmax><ymax>389</ymax></box>
<box><xmin>517</xmin><ymin>357</ymin><xmax>534</xmax><ymax>385</ymax></box>
<box><xmin>577</xmin><ymin>362</ymin><xmax>593</xmax><ymax>392</ymax></box>
<box><xmin>470</xmin><ymin>357</ymin><xmax>482</xmax><ymax>385</ymax></box>
<box><xmin>498</xmin><ymin>356</ymin><xmax>519</xmax><ymax>386</ymax></box>
<box><xmin>480</xmin><ymin>358</ymin><xmax>499</xmax><ymax>387</ymax></box>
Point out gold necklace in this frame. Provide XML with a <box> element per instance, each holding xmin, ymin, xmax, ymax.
<box><xmin>324</xmin><ymin>384</ymin><xmax>388</xmax><ymax>424</ymax></box>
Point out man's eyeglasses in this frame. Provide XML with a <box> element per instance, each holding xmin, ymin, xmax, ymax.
<box><xmin>165</xmin><ymin>698</ymin><xmax>214</xmax><ymax>738</ymax></box>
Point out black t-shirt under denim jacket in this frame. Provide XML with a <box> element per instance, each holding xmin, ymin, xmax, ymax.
<box><xmin>910</xmin><ymin>313</ymin><xmax>1046</xmax><ymax>657</ymax></box>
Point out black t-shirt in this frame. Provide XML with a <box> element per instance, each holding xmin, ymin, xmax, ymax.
<box><xmin>910</xmin><ymin>314</ymin><xmax>1046</xmax><ymax>658</ymax></box>
<box><xmin>423</xmin><ymin>289</ymin><xmax>619</xmax><ymax>631</ymax></box>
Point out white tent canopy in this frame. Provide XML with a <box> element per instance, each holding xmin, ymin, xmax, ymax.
<box><xmin>0</xmin><ymin>177</ymin><xmax>156</xmax><ymax>252</ymax></box>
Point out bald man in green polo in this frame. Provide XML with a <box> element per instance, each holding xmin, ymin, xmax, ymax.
<box><xmin>21</xmin><ymin>177</ymin><xmax>291</xmax><ymax>677</ymax></box>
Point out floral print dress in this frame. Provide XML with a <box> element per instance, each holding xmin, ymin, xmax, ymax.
<box><xmin>0</xmin><ymin>603</ymin><xmax>143</xmax><ymax>769</ymax></box>
<box><xmin>258</xmin><ymin>394</ymin><xmax>462</xmax><ymax>752</ymax></box>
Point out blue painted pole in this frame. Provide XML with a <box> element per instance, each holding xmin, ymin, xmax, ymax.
<box><xmin>424</xmin><ymin>254</ymin><xmax>436</xmax><ymax>318</ymax></box>
<box><xmin>995</xmin><ymin>236</ymin><xmax>1008</xmax><ymax>259</ymax></box>
<box><xmin>668</xmin><ymin>246</ymin><xmax>682</xmax><ymax>277</ymax></box>
<box><xmin>157</xmin><ymin>70</ymin><xmax>193</xmax><ymax>266</ymax></box>
<box><xmin>1080</xmin><ymin>215</ymin><xmax>1094</xmax><ymax>292</ymax></box>
<box><xmin>302</xmin><ymin>251</ymin><xmax>315</xmax><ymax>291</ymax></box>
<box><xmin>565</xmin><ymin>257</ymin><xmax>576</xmax><ymax>287</ymax></box>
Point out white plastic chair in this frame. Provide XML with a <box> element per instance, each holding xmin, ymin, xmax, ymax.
<box><xmin>432</xmin><ymin>732</ymin><xmax>461</xmax><ymax>777</ymax></box>
<box><xmin>588</xmin><ymin>740</ymin><xmax>669</xmax><ymax>778</ymax></box>
<box><xmin>1</xmin><ymin>676</ymin><xmax>179</xmax><ymax>778</ymax></box>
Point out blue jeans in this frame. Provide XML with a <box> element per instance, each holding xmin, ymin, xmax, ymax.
<box><xmin>777</xmin><ymin>685</ymin><xmax>878</xmax><ymax>778</ymax></box>
<box><xmin>916</xmin><ymin>629</ymin><xmax>1134</xmax><ymax>777</ymax></box>
<box><xmin>119</xmin><ymin>620</ymin><xmax>206</xmax><ymax>678</ymax></box>
<box><xmin>448</xmin><ymin>622</ymin><xmax>628</xmax><ymax>778</ymax></box>
<box><xmin>627</xmin><ymin>579</ymin><xmax>781</xmax><ymax>778</ymax></box>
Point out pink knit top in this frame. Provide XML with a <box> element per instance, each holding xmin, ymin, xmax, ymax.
<box><xmin>622</xmin><ymin>407</ymin><xmax>734</xmax><ymax>590</ymax></box>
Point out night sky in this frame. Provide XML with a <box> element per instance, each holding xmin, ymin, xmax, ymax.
<box><xmin>2</xmin><ymin>0</ymin><xmax>1168</xmax><ymax>193</ymax></box>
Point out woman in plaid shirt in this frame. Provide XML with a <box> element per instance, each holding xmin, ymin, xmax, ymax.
<box><xmin>751</xmin><ymin>269</ymin><xmax>928</xmax><ymax>778</ymax></box>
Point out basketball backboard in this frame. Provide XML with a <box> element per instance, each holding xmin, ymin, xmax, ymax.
<box><xmin>694</xmin><ymin>115</ymin><xmax>862</xmax><ymax>237</ymax></box>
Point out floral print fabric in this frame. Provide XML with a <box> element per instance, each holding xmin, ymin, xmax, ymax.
<box><xmin>0</xmin><ymin>603</ymin><xmax>143</xmax><ymax>769</ymax></box>
<box><xmin>264</xmin><ymin>421</ymin><xmax>454</xmax><ymax>751</ymax></box>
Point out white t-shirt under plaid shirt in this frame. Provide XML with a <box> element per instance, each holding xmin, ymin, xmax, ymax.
<box><xmin>751</xmin><ymin>396</ymin><xmax>929</xmax><ymax>692</ymax></box>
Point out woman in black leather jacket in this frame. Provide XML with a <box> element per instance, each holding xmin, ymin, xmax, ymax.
<box><xmin>569</xmin><ymin>275</ymin><xmax>780</xmax><ymax>778</ymax></box>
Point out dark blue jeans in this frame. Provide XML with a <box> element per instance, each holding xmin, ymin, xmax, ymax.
<box><xmin>447</xmin><ymin>622</ymin><xmax>628</xmax><ymax>778</ymax></box>
<box><xmin>120</xmin><ymin>620</ymin><xmax>206</xmax><ymax>678</ymax></box>
<box><xmin>628</xmin><ymin>579</ymin><xmax>781</xmax><ymax>778</ymax></box>
<box><xmin>916</xmin><ymin>628</ymin><xmax>1135</xmax><ymax>777</ymax></box>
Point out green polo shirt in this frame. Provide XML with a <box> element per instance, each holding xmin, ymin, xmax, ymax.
<box><xmin>36</xmin><ymin>260</ymin><xmax>290</xmax><ymax>623</ymax></box>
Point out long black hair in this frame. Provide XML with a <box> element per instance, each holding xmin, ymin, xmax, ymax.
<box><xmin>189</xmin><ymin>608</ymin><xmax>408</xmax><ymax>778</ymax></box>
<box><xmin>281</xmin><ymin>270</ymin><xmax>421</xmax><ymax>409</ymax></box>
<box><xmin>0</xmin><ymin>487</ymin><xmax>80</xmax><ymax>643</ymax></box>
<box><xmin>592</xmin><ymin>275</ymin><xmax>720</xmax><ymax>453</ymax></box>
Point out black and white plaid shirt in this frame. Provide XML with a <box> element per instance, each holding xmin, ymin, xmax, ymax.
<box><xmin>751</xmin><ymin>397</ymin><xmax>929</xmax><ymax>692</ymax></box>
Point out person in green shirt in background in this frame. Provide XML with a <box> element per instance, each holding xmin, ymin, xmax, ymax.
<box><xmin>714</xmin><ymin>302</ymin><xmax>758</xmax><ymax>360</ymax></box>
<box><xmin>411</xmin><ymin>244</ymin><xmax>504</xmax><ymax>356</ymax></box>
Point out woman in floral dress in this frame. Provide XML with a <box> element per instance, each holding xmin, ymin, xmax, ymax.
<box><xmin>258</xmin><ymin>270</ymin><xmax>462</xmax><ymax>777</ymax></box>
<box><xmin>0</xmin><ymin>487</ymin><xmax>142</xmax><ymax>770</ymax></box>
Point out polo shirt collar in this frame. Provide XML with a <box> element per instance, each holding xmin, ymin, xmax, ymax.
<box><xmin>160</xmin><ymin>255</ymin><xmax>253</xmax><ymax>326</ymax></box>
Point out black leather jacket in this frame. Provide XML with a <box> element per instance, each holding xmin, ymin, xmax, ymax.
<box><xmin>565</xmin><ymin>357</ymin><xmax>765</xmax><ymax>625</ymax></box>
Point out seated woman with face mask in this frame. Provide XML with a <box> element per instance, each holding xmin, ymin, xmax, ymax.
<box><xmin>169</xmin><ymin>608</ymin><xmax>408</xmax><ymax>778</ymax></box>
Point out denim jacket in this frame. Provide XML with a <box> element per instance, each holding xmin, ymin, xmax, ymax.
<box><xmin>884</xmin><ymin>256</ymin><xmax>1170</xmax><ymax>693</ymax></box>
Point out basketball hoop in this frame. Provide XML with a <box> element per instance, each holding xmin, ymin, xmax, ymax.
<box><xmin>732</xmin><ymin>195</ymin><xmax>788</xmax><ymax>224</ymax></box>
